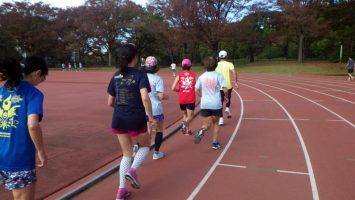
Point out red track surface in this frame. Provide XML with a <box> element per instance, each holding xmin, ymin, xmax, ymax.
<box><xmin>1</xmin><ymin>71</ymin><xmax>354</xmax><ymax>200</ymax></box>
<box><xmin>0</xmin><ymin>69</ymin><xmax>181</xmax><ymax>200</ymax></box>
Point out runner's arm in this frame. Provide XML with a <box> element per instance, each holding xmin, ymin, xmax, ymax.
<box><xmin>231</xmin><ymin>69</ymin><xmax>239</xmax><ymax>89</ymax></box>
<box><xmin>171</xmin><ymin>76</ymin><xmax>179</xmax><ymax>92</ymax></box>
<box><xmin>28</xmin><ymin>114</ymin><xmax>47</xmax><ymax>167</ymax></box>
<box><xmin>107</xmin><ymin>95</ymin><xmax>115</xmax><ymax>107</ymax></box>
<box><xmin>141</xmin><ymin>88</ymin><xmax>155</xmax><ymax>124</ymax></box>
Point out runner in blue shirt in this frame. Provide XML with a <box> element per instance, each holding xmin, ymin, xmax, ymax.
<box><xmin>0</xmin><ymin>56</ymin><xmax>48</xmax><ymax>199</ymax></box>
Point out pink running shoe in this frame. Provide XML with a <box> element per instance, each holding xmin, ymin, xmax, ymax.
<box><xmin>116</xmin><ymin>188</ymin><xmax>131</xmax><ymax>200</ymax></box>
<box><xmin>125</xmin><ymin>168</ymin><xmax>140</xmax><ymax>189</ymax></box>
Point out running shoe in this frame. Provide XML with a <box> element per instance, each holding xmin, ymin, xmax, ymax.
<box><xmin>194</xmin><ymin>128</ymin><xmax>205</xmax><ymax>144</ymax></box>
<box><xmin>153</xmin><ymin>151</ymin><xmax>165</xmax><ymax>160</ymax></box>
<box><xmin>132</xmin><ymin>144</ymin><xmax>139</xmax><ymax>157</ymax></box>
<box><xmin>116</xmin><ymin>188</ymin><xmax>131</xmax><ymax>200</ymax></box>
<box><xmin>218</xmin><ymin>117</ymin><xmax>224</xmax><ymax>126</ymax></box>
<box><xmin>212</xmin><ymin>141</ymin><xmax>221</xmax><ymax>150</ymax></box>
<box><xmin>225</xmin><ymin>108</ymin><xmax>232</xmax><ymax>119</ymax></box>
<box><xmin>125</xmin><ymin>168</ymin><xmax>140</xmax><ymax>189</ymax></box>
<box><xmin>181</xmin><ymin>122</ymin><xmax>187</xmax><ymax>134</ymax></box>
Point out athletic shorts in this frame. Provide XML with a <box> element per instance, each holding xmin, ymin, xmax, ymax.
<box><xmin>146</xmin><ymin>114</ymin><xmax>165</xmax><ymax>122</ymax></box>
<box><xmin>112</xmin><ymin>127</ymin><xmax>147</xmax><ymax>137</ymax></box>
<box><xmin>348</xmin><ymin>68</ymin><xmax>354</xmax><ymax>74</ymax></box>
<box><xmin>180</xmin><ymin>103</ymin><xmax>195</xmax><ymax>111</ymax></box>
<box><xmin>0</xmin><ymin>169</ymin><xmax>36</xmax><ymax>190</ymax></box>
<box><xmin>200</xmin><ymin>109</ymin><xmax>222</xmax><ymax>117</ymax></box>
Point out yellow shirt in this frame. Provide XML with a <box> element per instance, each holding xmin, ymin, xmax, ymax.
<box><xmin>215</xmin><ymin>60</ymin><xmax>234</xmax><ymax>89</ymax></box>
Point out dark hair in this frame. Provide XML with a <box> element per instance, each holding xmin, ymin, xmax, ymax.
<box><xmin>117</xmin><ymin>43</ymin><xmax>138</xmax><ymax>75</ymax></box>
<box><xmin>22</xmin><ymin>56</ymin><xmax>48</xmax><ymax>76</ymax></box>
<box><xmin>0</xmin><ymin>57</ymin><xmax>23</xmax><ymax>88</ymax></box>
<box><xmin>182</xmin><ymin>64</ymin><xmax>191</xmax><ymax>71</ymax></box>
<box><xmin>203</xmin><ymin>56</ymin><xmax>218</xmax><ymax>71</ymax></box>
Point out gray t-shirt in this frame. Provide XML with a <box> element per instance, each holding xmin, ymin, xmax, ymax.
<box><xmin>195</xmin><ymin>71</ymin><xmax>227</xmax><ymax>110</ymax></box>
<box><xmin>347</xmin><ymin>59</ymin><xmax>354</xmax><ymax>69</ymax></box>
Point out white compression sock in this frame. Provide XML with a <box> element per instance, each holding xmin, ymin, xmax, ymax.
<box><xmin>131</xmin><ymin>147</ymin><xmax>149</xmax><ymax>170</ymax></box>
<box><xmin>119</xmin><ymin>156</ymin><xmax>132</xmax><ymax>188</ymax></box>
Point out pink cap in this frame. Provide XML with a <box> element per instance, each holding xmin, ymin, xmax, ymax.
<box><xmin>145</xmin><ymin>56</ymin><xmax>158</xmax><ymax>67</ymax></box>
<box><xmin>181</xmin><ymin>58</ymin><xmax>192</xmax><ymax>67</ymax></box>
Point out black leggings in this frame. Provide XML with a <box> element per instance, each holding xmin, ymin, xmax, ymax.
<box><xmin>220</xmin><ymin>88</ymin><xmax>232</xmax><ymax>108</ymax></box>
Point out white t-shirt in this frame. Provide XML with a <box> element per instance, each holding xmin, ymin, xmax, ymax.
<box><xmin>171</xmin><ymin>63</ymin><xmax>176</xmax><ymax>70</ymax></box>
<box><xmin>195</xmin><ymin>71</ymin><xmax>227</xmax><ymax>110</ymax></box>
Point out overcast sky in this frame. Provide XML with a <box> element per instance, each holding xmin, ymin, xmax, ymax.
<box><xmin>0</xmin><ymin>0</ymin><xmax>148</xmax><ymax>8</ymax></box>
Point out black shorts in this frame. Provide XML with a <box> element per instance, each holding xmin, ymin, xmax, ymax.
<box><xmin>348</xmin><ymin>68</ymin><xmax>354</xmax><ymax>74</ymax></box>
<box><xmin>180</xmin><ymin>103</ymin><xmax>195</xmax><ymax>111</ymax></box>
<box><xmin>200</xmin><ymin>109</ymin><xmax>222</xmax><ymax>117</ymax></box>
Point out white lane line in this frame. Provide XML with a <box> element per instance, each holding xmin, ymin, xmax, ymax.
<box><xmin>243</xmin><ymin>80</ymin><xmax>355</xmax><ymax>129</ymax></box>
<box><xmin>243</xmin><ymin>117</ymin><xmax>310</xmax><ymax>121</ymax></box>
<box><xmin>327</xmin><ymin>119</ymin><xmax>345</xmax><ymax>122</ymax></box>
<box><xmin>218</xmin><ymin>163</ymin><xmax>247</xmax><ymax>169</ymax></box>
<box><xmin>277</xmin><ymin>170</ymin><xmax>309</xmax><ymax>176</ymax></box>
<box><xmin>241</xmin><ymin>83</ymin><xmax>319</xmax><ymax>200</ymax></box>
<box><xmin>243</xmin><ymin>99</ymin><xmax>273</xmax><ymax>102</ymax></box>
<box><xmin>187</xmin><ymin>90</ymin><xmax>244</xmax><ymax>200</ymax></box>
<box><xmin>256</xmin><ymin>79</ymin><xmax>355</xmax><ymax>105</ymax></box>
<box><xmin>219</xmin><ymin>163</ymin><xmax>309</xmax><ymax>176</ymax></box>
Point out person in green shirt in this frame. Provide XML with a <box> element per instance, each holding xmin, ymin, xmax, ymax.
<box><xmin>215</xmin><ymin>50</ymin><xmax>239</xmax><ymax>126</ymax></box>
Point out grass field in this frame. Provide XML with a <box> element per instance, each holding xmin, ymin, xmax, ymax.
<box><xmin>56</xmin><ymin>61</ymin><xmax>347</xmax><ymax>76</ymax></box>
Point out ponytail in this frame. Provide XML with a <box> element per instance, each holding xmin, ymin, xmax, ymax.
<box><xmin>0</xmin><ymin>57</ymin><xmax>23</xmax><ymax>89</ymax></box>
<box><xmin>117</xmin><ymin>44</ymin><xmax>138</xmax><ymax>75</ymax></box>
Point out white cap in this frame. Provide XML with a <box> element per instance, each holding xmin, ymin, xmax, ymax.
<box><xmin>219</xmin><ymin>50</ymin><xmax>227</xmax><ymax>59</ymax></box>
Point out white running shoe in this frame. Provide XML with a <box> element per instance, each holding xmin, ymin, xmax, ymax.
<box><xmin>218</xmin><ymin>117</ymin><xmax>224</xmax><ymax>126</ymax></box>
<box><xmin>153</xmin><ymin>151</ymin><xmax>165</xmax><ymax>160</ymax></box>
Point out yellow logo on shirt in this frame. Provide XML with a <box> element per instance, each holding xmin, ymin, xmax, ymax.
<box><xmin>0</xmin><ymin>95</ymin><xmax>21</xmax><ymax>129</ymax></box>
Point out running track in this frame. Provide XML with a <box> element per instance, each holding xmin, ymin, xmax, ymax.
<box><xmin>53</xmin><ymin>73</ymin><xmax>354</xmax><ymax>200</ymax></box>
<box><xmin>1</xmin><ymin>71</ymin><xmax>354</xmax><ymax>199</ymax></box>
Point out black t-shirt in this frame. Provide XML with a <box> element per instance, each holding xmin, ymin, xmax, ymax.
<box><xmin>107</xmin><ymin>67</ymin><xmax>151</xmax><ymax>131</ymax></box>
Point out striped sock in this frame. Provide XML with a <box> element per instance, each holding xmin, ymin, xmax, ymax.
<box><xmin>119</xmin><ymin>156</ymin><xmax>132</xmax><ymax>188</ymax></box>
<box><xmin>131</xmin><ymin>147</ymin><xmax>149</xmax><ymax>170</ymax></box>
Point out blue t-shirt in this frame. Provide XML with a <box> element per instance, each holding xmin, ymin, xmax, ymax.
<box><xmin>195</xmin><ymin>71</ymin><xmax>227</xmax><ymax>110</ymax></box>
<box><xmin>0</xmin><ymin>81</ymin><xmax>44</xmax><ymax>171</ymax></box>
<box><xmin>147</xmin><ymin>73</ymin><xmax>164</xmax><ymax>116</ymax></box>
<box><xmin>107</xmin><ymin>68</ymin><xmax>151</xmax><ymax>131</ymax></box>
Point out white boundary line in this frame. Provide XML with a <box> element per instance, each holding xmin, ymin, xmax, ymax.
<box><xmin>187</xmin><ymin>90</ymin><xmax>244</xmax><ymax>200</ymax></box>
<box><xmin>243</xmin><ymin>80</ymin><xmax>355</xmax><ymax>129</ymax></box>
<box><xmin>243</xmin><ymin>117</ymin><xmax>309</xmax><ymax>121</ymax></box>
<box><xmin>218</xmin><ymin>163</ymin><xmax>309</xmax><ymax>176</ymax></box>
<box><xmin>255</xmin><ymin>79</ymin><xmax>355</xmax><ymax>105</ymax></box>
<box><xmin>241</xmin><ymin>83</ymin><xmax>319</xmax><ymax>200</ymax></box>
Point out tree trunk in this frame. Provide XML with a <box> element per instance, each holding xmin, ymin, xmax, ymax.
<box><xmin>297</xmin><ymin>34</ymin><xmax>304</xmax><ymax>63</ymax></box>
<box><xmin>283</xmin><ymin>42</ymin><xmax>289</xmax><ymax>59</ymax></box>
<box><xmin>249</xmin><ymin>47</ymin><xmax>255</xmax><ymax>62</ymax></box>
<box><xmin>108</xmin><ymin>51</ymin><xmax>112</xmax><ymax>67</ymax></box>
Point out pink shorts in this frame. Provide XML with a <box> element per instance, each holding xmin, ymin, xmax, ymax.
<box><xmin>111</xmin><ymin>127</ymin><xmax>147</xmax><ymax>137</ymax></box>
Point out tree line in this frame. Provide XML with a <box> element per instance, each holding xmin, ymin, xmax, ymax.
<box><xmin>0</xmin><ymin>0</ymin><xmax>354</xmax><ymax>67</ymax></box>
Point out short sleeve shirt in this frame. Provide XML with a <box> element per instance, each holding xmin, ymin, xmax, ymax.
<box><xmin>107</xmin><ymin>68</ymin><xmax>151</xmax><ymax>131</ymax></box>
<box><xmin>347</xmin><ymin>59</ymin><xmax>354</xmax><ymax>69</ymax></box>
<box><xmin>215</xmin><ymin>60</ymin><xmax>234</xmax><ymax>89</ymax></box>
<box><xmin>0</xmin><ymin>81</ymin><xmax>44</xmax><ymax>171</ymax></box>
<box><xmin>178</xmin><ymin>71</ymin><xmax>196</xmax><ymax>104</ymax></box>
<box><xmin>147</xmin><ymin>73</ymin><xmax>164</xmax><ymax>116</ymax></box>
<box><xmin>171</xmin><ymin>63</ymin><xmax>176</xmax><ymax>70</ymax></box>
<box><xmin>195</xmin><ymin>71</ymin><xmax>227</xmax><ymax>110</ymax></box>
